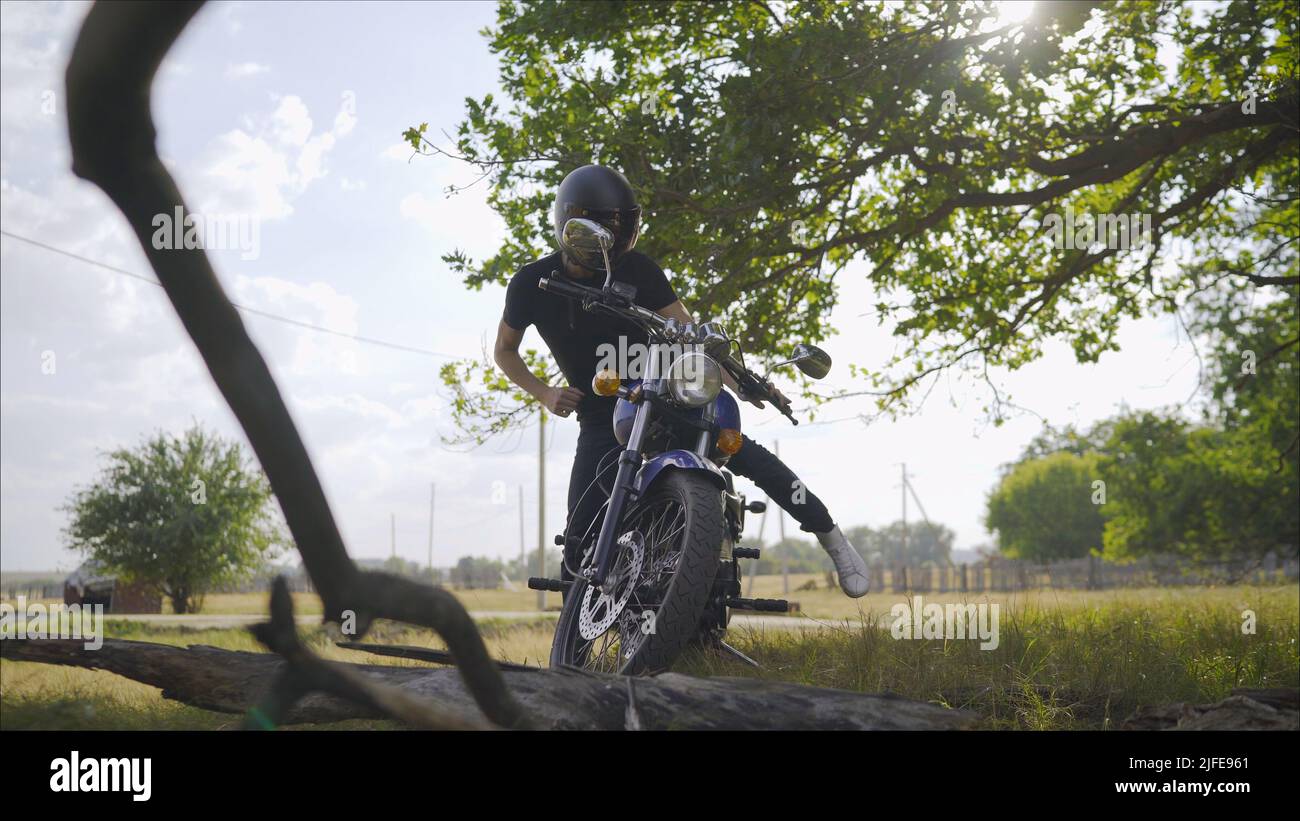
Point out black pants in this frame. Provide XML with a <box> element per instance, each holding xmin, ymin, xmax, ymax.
<box><xmin>563</xmin><ymin>411</ymin><xmax>835</xmax><ymax>572</ymax></box>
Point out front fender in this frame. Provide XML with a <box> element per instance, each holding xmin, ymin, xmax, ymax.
<box><xmin>635</xmin><ymin>449</ymin><xmax>726</xmax><ymax>496</ymax></box>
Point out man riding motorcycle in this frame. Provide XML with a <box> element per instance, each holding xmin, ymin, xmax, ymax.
<box><xmin>492</xmin><ymin>164</ymin><xmax>869</xmax><ymax>598</ymax></box>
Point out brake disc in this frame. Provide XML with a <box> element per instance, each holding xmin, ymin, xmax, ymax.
<box><xmin>578</xmin><ymin>531</ymin><xmax>645</xmax><ymax>641</ymax></box>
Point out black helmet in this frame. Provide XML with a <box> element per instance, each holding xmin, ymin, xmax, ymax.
<box><xmin>552</xmin><ymin>164</ymin><xmax>641</xmax><ymax>272</ymax></box>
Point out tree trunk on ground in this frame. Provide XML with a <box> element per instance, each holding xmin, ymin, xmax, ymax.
<box><xmin>1</xmin><ymin>638</ymin><xmax>975</xmax><ymax>731</ymax></box>
<box><xmin>1122</xmin><ymin>689</ymin><xmax>1298</xmax><ymax>731</ymax></box>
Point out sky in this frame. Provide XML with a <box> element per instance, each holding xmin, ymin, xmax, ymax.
<box><xmin>0</xmin><ymin>0</ymin><xmax>1204</xmax><ymax>573</ymax></box>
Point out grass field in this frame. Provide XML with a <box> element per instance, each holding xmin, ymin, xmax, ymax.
<box><xmin>176</xmin><ymin>586</ymin><xmax>566</xmax><ymax>616</ymax></box>
<box><xmin>2</xmin><ymin>579</ymin><xmax>1296</xmax><ymax>730</ymax></box>
<box><xmin>26</xmin><ymin>570</ymin><xmax>1266</xmax><ymax>620</ymax></box>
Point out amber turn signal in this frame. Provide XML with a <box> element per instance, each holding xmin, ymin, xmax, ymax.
<box><xmin>716</xmin><ymin>428</ymin><xmax>743</xmax><ymax>456</ymax></box>
<box><xmin>592</xmin><ymin>369</ymin><xmax>622</xmax><ymax>397</ymax></box>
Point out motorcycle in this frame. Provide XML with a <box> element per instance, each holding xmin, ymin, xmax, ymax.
<box><xmin>528</xmin><ymin>218</ymin><xmax>832</xmax><ymax>675</ymax></box>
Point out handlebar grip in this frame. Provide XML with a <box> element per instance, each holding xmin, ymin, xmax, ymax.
<box><xmin>538</xmin><ymin>276</ymin><xmax>581</xmax><ymax>298</ymax></box>
<box><xmin>733</xmin><ymin>367</ymin><xmax>799</xmax><ymax>425</ymax></box>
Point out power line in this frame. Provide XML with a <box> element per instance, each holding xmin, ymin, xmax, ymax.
<box><xmin>753</xmin><ymin>409</ymin><xmax>867</xmax><ymax>427</ymax></box>
<box><xmin>0</xmin><ymin>229</ymin><xmax>459</xmax><ymax>359</ymax></box>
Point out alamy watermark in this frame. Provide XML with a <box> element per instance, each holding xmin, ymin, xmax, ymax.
<box><xmin>890</xmin><ymin>595</ymin><xmax>1000</xmax><ymax>650</ymax></box>
<box><xmin>595</xmin><ymin>337</ymin><xmax>711</xmax><ymax>381</ymax></box>
<box><xmin>50</xmin><ymin>751</ymin><xmax>151</xmax><ymax>801</ymax></box>
<box><xmin>0</xmin><ymin>595</ymin><xmax>103</xmax><ymax>650</ymax></box>
<box><xmin>1042</xmin><ymin>203</ymin><xmax>1152</xmax><ymax>252</ymax></box>
<box><xmin>151</xmin><ymin>205</ymin><xmax>261</xmax><ymax>260</ymax></box>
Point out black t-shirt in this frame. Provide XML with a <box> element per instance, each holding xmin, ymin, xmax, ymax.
<box><xmin>503</xmin><ymin>250</ymin><xmax>678</xmax><ymax>418</ymax></box>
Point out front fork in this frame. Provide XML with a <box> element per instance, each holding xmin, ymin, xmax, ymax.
<box><xmin>588</xmin><ymin>346</ymin><xmax>721</xmax><ymax>590</ymax></box>
<box><xmin>588</xmin><ymin>359</ymin><xmax>661</xmax><ymax>589</ymax></box>
<box><xmin>589</xmin><ymin>445</ymin><xmax>644</xmax><ymax>588</ymax></box>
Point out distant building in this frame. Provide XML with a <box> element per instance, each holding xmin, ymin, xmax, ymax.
<box><xmin>63</xmin><ymin>561</ymin><xmax>161</xmax><ymax>614</ymax></box>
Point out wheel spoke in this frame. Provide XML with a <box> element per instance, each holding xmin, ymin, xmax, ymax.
<box><xmin>558</xmin><ymin>491</ymin><xmax>693</xmax><ymax>673</ymax></box>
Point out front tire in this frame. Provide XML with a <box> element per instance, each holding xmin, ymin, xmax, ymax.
<box><xmin>550</xmin><ymin>470</ymin><xmax>724</xmax><ymax>676</ymax></box>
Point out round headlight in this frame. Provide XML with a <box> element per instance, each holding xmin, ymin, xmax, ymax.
<box><xmin>667</xmin><ymin>352</ymin><xmax>722</xmax><ymax>407</ymax></box>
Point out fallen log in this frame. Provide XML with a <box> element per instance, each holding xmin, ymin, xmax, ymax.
<box><xmin>0</xmin><ymin>638</ymin><xmax>974</xmax><ymax>731</ymax></box>
<box><xmin>336</xmin><ymin>641</ymin><xmax>541</xmax><ymax>673</ymax></box>
<box><xmin>1122</xmin><ymin>689</ymin><xmax>1299</xmax><ymax>731</ymax></box>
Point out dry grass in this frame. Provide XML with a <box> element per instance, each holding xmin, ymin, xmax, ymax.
<box><xmin>681</xmin><ymin>584</ymin><xmax>1300</xmax><ymax>729</ymax></box>
<box><xmin>2</xmin><ymin>582</ymin><xmax>1295</xmax><ymax>730</ymax></box>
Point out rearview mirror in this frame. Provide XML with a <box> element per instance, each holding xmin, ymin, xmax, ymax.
<box><xmin>559</xmin><ymin>218</ymin><xmax>615</xmax><ymax>282</ymax></box>
<box><xmin>790</xmin><ymin>344</ymin><xmax>831</xmax><ymax>379</ymax></box>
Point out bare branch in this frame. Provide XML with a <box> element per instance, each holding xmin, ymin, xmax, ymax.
<box><xmin>65</xmin><ymin>0</ymin><xmax>532</xmax><ymax>730</ymax></box>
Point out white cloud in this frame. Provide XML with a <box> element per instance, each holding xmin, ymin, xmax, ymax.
<box><xmin>225</xmin><ymin>61</ymin><xmax>270</xmax><ymax>79</ymax></box>
<box><xmin>296</xmin><ymin>132</ymin><xmax>336</xmax><ymax>187</ymax></box>
<box><xmin>232</xmin><ymin>275</ymin><xmax>362</xmax><ymax>376</ymax></box>
<box><xmin>197</xmin><ymin>93</ymin><xmax>357</xmax><ymax>220</ymax></box>
<box><xmin>398</xmin><ymin>188</ymin><xmax>506</xmax><ymax>261</ymax></box>
<box><xmin>299</xmin><ymin>393</ymin><xmax>403</xmax><ymax>423</ymax></box>
<box><xmin>398</xmin><ymin>191</ymin><xmax>438</xmax><ymax>226</ymax></box>
<box><xmin>334</xmin><ymin>92</ymin><xmax>357</xmax><ymax>137</ymax></box>
<box><xmin>203</xmin><ymin>128</ymin><xmax>296</xmax><ymax>219</ymax></box>
<box><xmin>220</xmin><ymin>2</ymin><xmax>245</xmax><ymax>35</ymax></box>
<box><xmin>270</xmin><ymin>95</ymin><xmax>313</xmax><ymax>147</ymax></box>
<box><xmin>381</xmin><ymin>141</ymin><xmax>415</xmax><ymax>162</ymax></box>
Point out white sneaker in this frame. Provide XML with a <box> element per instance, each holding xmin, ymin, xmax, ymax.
<box><xmin>815</xmin><ymin>526</ymin><xmax>870</xmax><ymax>598</ymax></box>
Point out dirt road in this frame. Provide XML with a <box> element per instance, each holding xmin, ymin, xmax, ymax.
<box><xmin>101</xmin><ymin>611</ymin><xmax>869</xmax><ymax>632</ymax></box>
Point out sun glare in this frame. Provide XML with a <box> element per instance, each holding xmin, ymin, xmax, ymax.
<box><xmin>995</xmin><ymin>1</ymin><xmax>1035</xmax><ymax>27</ymax></box>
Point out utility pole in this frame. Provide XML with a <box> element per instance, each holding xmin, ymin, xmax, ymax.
<box><xmin>427</xmin><ymin>483</ymin><xmax>435</xmax><ymax>584</ymax></box>
<box><xmin>903</xmin><ymin>468</ymin><xmax>940</xmax><ymax>565</ymax></box>
<box><xmin>776</xmin><ymin>440</ymin><xmax>788</xmax><ymax>595</ymax></box>
<box><xmin>536</xmin><ymin>409</ymin><xmax>547</xmax><ymax>610</ymax></box>
<box><xmin>390</xmin><ymin>512</ymin><xmax>396</xmax><ymax>559</ymax></box>
<box><xmin>900</xmin><ymin>462</ymin><xmax>908</xmax><ymax>560</ymax></box>
<box><xmin>518</xmin><ymin>485</ymin><xmax>526</xmax><ymax>581</ymax></box>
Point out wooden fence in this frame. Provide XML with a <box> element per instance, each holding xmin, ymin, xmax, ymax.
<box><xmin>869</xmin><ymin>553</ymin><xmax>1300</xmax><ymax>593</ymax></box>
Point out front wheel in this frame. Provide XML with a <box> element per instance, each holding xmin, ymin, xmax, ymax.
<box><xmin>550</xmin><ymin>470</ymin><xmax>724</xmax><ymax>676</ymax></box>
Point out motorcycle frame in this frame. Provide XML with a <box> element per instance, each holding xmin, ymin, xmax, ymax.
<box><xmin>587</xmin><ymin>341</ymin><xmax>727</xmax><ymax>590</ymax></box>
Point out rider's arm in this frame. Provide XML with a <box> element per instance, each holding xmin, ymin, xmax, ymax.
<box><xmin>655</xmin><ymin>299</ymin><xmax>695</xmax><ymax>327</ymax></box>
<box><xmin>493</xmin><ymin>320</ymin><xmax>547</xmax><ymax>401</ymax></box>
<box><xmin>494</xmin><ymin>320</ymin><xmax>582</xmax><ymax>415</ymax></box>
<box><xmin>654</xmin><ymin>301</ymin><xmax>781</xmax><ymax>409</ymax></box>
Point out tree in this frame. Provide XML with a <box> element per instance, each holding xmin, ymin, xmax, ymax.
<box><xmin>847</xmin><ymin>521</ymin><xmax>955</xmax><ymax>565</ymax></box>
<box><xmin>64</xmin><ymin>425</ymin><xmax>285</xmax><ymax>613</ymax></box>
<box><xmin>985</xmin><ymin>451</ymin><xmax>1105</xmax><ymax>561</ymax></box>
<box><xmin>449</xmin><ymin>555</ymin><xmax>507</xmax><ymax>589</ymax></box>
<box><xmin>381</xmin><ymin>556</ymin><xmax>426</xmax><ymax>579</ymax></box>
<box><xmin>412</xmin><ymin>0</ymin><xmax>1298</xmax><ymax>440</ymax></box>
<box><xmin>750</xmin><ymin>536</ymin><xmax>829</xmax><ymax>575</ymax></box>
<box><xmin>1000</xmin><ymin>361</ymin><xmax>1299</xmax><ymax>563</ymax></box>
<box><xmin>1189</xmin><ymin>287</ymin><xmax>1299</xmax><ymax>553</ymax></box>
<box><xmin>505</xmin><ymin>548</ymin><xmax>562</xmax><ymax>581</ymax></box>
<box><xmin>1003</xmin><ymin>419</ymin><xmax>1114</xmax><ymax>467</ymax></box>
<box><xmin>1098</xmin><ymin>410</ymin><xmax>1297</xmax><ymax>562</ymax></box>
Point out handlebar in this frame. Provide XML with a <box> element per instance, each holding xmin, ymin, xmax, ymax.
<box><xmin>726</xmin><ymin>356</ymin><xmax>799</xmax><ymax>425</ymax></box>
<box><xmin>539</xmin><ymin>274</ymin><xmax>797</xmax><ymax>424</ymax></box>
<box><xmin>537</xmin><ymin>274</ymin><xmax>602</xmax><ymax>303</ymax></box>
